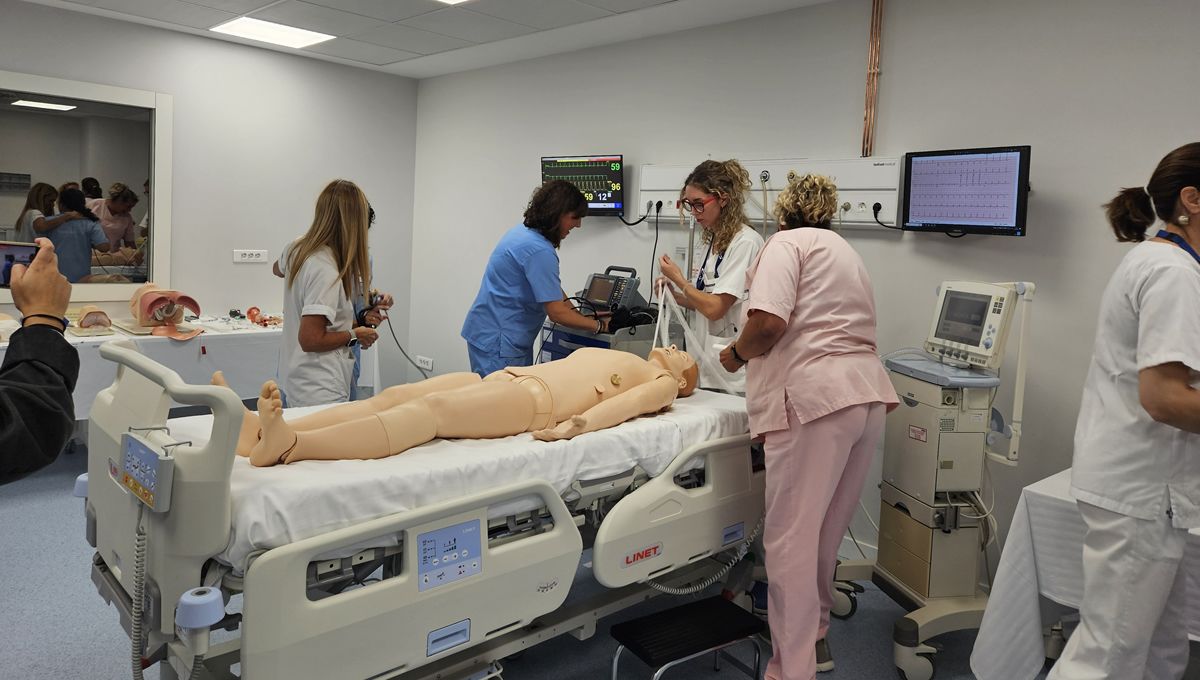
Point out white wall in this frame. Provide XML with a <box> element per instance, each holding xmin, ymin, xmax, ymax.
<box><xmin>0</xmin><ymin>0</ymin><xmax>418</xmax><ymax>386</ymax></box>
<box><xmin>410</xmin><ymin>0</ymin><xmax>1200</xmax><ymax>560</ymax></box>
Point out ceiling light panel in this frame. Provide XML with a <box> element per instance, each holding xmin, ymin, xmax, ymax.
<box><xmin>400</xmin><ymin>8</ymin><xmax>535</xmax><ymax>43</ymax></box>
<box><xmin>466</xmin><ymin>0</ymin><xmax>612</xmax><ymax>30</ymax></box>
<box><xmin>351</xmin><ymin>23</ymin><xmax>472</xmax><ymax>54</ymax></box>
<box><xmin>12</xmin><ymin>100</ymin><xmax>77</xmax><ymax>111</ymax></box>
<box><xmin>250</xmin><ymin>1</ymin><xmax>387</xmax><ymax>37</ymax></box>
<box><xmin>305</xmin><ymin>38</ymin><xmax>422</xmax><ymax>65</ymax></box>
<box><xmin>88</xmin><ymin>0</ymin><xmax>236</xmax><ymax>30</ymax></box>
<box><xmin>302</xmin><ymin>0</ymin><xmax>446</xmax><ymax>23</ymax></box>
<box><xmin>211</xmin><ymin>17</ymin><xmax>335</xmax><ymax>48</ymax></box>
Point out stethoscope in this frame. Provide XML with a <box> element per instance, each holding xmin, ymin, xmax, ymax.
<box><xmin>695</xmin><ymin>242</ymin><xmax>726</xmax><ymax>291</ymax></box>
<box><xmin>1156</xmin><ymin>230</ymin><xmax>1200</xmax><ymax>266</ymax></box>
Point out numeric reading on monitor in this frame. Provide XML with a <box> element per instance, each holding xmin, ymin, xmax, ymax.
<box><xmin>541</xmin><ymin>155</ymin><xmax>624</xmax><ymax>216</ymax></box>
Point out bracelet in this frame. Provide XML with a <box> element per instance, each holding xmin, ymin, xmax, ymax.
<box><xmin>595</xmin><ymin>319</ymin><xmax>603</xmax><ymax>334</ymax></box>
<box><xmin>730</xmin><ymin>342</ymin><xmax>748</xmax><ymax>365</ymax></box>
<box><xmin>22</xmin><ymin>313</ymin><xmax>67</xmax><ymax>333</ymax></box>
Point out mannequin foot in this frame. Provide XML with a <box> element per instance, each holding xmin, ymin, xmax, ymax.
<box><xmin>212</xmin><ymin>371</ymin><xmax>260</xmax><ymax>456</ymax></box>
<box><xmin>249</xmin><ymin>381</ymin><xmax>297</xmax><ymax>467</ymax></box>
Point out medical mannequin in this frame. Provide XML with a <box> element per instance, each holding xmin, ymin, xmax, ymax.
<box><xmin>223</xmin><ymin>346</ymin><xmax>698</xmax><ymax>467</ymax></box>
<box><xmin>131</xmin><ymin>282</ymin><xmax>201</xmax><ymax>340</ymax></box>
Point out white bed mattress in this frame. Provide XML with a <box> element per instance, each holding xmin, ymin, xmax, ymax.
<box><xmin>169</xmin><ymin>389</ymin><xmax>748</xmax><ymax>575</ymax></box>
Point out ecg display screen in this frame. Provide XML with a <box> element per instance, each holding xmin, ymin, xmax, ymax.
<box><xmin>541</xmin><ymin>155</ymin><xmax>624</xmax><ymax>216</ymax></box>
<box><xmin>902</xmin><ymin>146</ymin><xmax>1030</xmax><ymax>236</ymax></box>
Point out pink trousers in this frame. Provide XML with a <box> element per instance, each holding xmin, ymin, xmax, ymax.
<box><xmin>762</xmin><ymin>401</ymin><xmax>887</xmax><ymax>680</ymax></box>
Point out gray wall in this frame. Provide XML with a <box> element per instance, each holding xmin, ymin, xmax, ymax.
<box><xmin>409</xmin><ymin>0</ymin><xmax>1200</xmax><ymax>558</ymax></box>
<box><xmin>0</xmin><ymin>0</ymin><xmax>419</xmax><ymax>386</ymax></box>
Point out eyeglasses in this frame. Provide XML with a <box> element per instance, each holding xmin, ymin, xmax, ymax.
<box><xmin>680</xmin><ymin>195</ymin><xmax>718</xmax><ymax>214</ymax></box>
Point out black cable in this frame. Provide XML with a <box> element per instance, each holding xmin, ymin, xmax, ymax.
<box><xmin>618</xmin><ymin>213</ymin><xmax>649</xmax><ymax>226</ymax></box>
<box><xmin>383</xmin><ymin>315</ymin><xmax>430</xmax><ymax>379</ymax></box>
<box><xmin>945</xmin><ymin>230</ymin><xmax>968</xmax><ymax>238</ymax></box>
<box><xmin>872</xmin><ymin>202</ymin><xmax>903</xmax><ymax>231</ymax></box>
<box><xmin>649</xmin><ymin>201</ymin><xmax>663</xmax><ymax>287</ymax></box>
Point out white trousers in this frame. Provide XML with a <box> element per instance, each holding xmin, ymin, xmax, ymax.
<box><xmin>1046</xmin><ymin>500</ymin><xmax>1190</xmax><ymax>680</ymax></box>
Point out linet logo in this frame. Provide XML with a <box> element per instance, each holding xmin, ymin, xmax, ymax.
<box><xmin>622</xmin><ymin>543</ymin><xmax>663</xmax><ymax>568</ymax></box>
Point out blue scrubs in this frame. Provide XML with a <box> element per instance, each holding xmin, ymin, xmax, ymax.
<box><xmin>461</xmin><ymin>224</ymin><xmax>562</xmax><ymax>376</ymax></box>
<box><xmin>45</xmin><ymin>216</ymin><xmax>107</xmax><ymax>282</ymax></box>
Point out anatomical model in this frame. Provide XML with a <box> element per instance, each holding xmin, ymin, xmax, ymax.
<box><xmin>131</xmin><ymin>282</ymin><xmax>202</xmax><ymax>340</ymax></box>
<box><xmin>78</xmin><ymin>305</ymin><xmax>112</xmax><ymax>329</ymax></box>
<box><xmin>217</xmin><ymin>346</ymin><xmax>699</xmax><ymax>467</ymax></box>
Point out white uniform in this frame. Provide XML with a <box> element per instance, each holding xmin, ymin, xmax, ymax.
<box><xmin>17</xmin><ymin>209</ymin><xmax>42</xmax><ymax>243</ymax></box>
<box><xmin>277</xmin><ymin>239</ymin><xmax>357</xmax><ymax>408</ymax></box>
<box><xmin>1048</xmin><ymin>241</ymin><xmax>1199</xmax><ymax>680</ymax></box>
<box><xmin>688</xmin><ymin>225</ymin><xmax>764</xmax><ymax>393</ymax></box>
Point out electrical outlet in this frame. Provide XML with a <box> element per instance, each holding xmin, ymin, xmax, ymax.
<box><xmin>415</xmin><ymin>355</ymin><xmax>434</xmax><ymax>371</ymax></box>
<box><xmin>232</xmin><ymin>249</ymin><xmax>268</xmax><ymax>263</ymax></box>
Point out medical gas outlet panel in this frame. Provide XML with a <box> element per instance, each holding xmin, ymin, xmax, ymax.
<box><xmin>882</xmin><ymin>372</ymin><xmax>991</xmax><ymax>504</ymax></box>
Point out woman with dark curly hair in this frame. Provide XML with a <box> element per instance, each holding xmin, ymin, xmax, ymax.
<box><xmin>461</xmin><ymin>180</ymin><xmax>607</xmax><ymax>376</ymax></box>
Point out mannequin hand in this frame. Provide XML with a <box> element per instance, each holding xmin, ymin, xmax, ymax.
<box><xmin>532</xmin><ymin>415</ymin><xmax>588</xmax><ymax>442</ymax></box>
<box><xmin>719</xmin><ymin>344</ymin><xmax>743</xmax><ymax>372</ymax></box>
<box><xmin>353</xmin><ymin>326</ymin><xmax>378</xmax><ymax>349</ymax></box>
<box><xmin>11</xmin><ymin>238</ymin><xmax>71</xmax><ymax>323</ymax></box>
<box><xmin>658</xmin><ymin>254</ymin><xmax>685</xmax><ymax>287</ymax></box>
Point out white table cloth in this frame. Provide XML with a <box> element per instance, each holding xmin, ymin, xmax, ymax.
<box><xmin>971</xmin><ymin>468</ymin><xmax>1200</xmax><ymax>680</ymax></box>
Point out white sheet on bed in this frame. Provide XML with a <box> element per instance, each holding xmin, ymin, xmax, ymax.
<box><xmin>169</xmin><ymin>389</ymin><xmax>748</xmax><ymax>575</ymax></box>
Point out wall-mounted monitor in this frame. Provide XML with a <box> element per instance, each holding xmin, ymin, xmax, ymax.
<box><xmin>541</xmin><ymin>155</ymin><xmax>624</xmax><ymax>216</ymax></box>
<box><xmin>902</xmin><ymin>146</ymin><xmax>1031</xmax><ymax>236</ymax></box>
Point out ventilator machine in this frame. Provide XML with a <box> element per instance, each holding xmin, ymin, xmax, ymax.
<box><xmin>836</xmin><ymin>280</ymin><xmax>1035</xmax><ymax>680</ymax></box>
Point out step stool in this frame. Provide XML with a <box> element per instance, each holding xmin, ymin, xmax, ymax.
<box><xmin>610</xmin><ymin>595</ymin><xmax>765</xmax><ymax>680</ymax></box>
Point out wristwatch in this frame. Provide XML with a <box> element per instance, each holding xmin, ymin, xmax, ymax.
<box><xmin>346</xmin><ymin>333</ymin><xmax>359</xmax><ymax>348</ymax></box>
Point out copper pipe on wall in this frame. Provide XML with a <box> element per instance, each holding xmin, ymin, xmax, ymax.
<box><xmin>861</xmin><ymin>0</ymin><xmax>884</xmax><ymax>157</ymax></box>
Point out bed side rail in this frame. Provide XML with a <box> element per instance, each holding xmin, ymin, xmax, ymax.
<box><xmin>241</xmin><ymin>479</ymin><xmax>583</xmax><ymax>680</ymax></box>
<box><xmin>87</xmin><ymin>341</ymin><xmax>244</xmax><ymax>636</ymax></box>
<box><xmin>592</xmin><ymin>434</ymin><xmax>764</xmax><ymax>588</ymax></box>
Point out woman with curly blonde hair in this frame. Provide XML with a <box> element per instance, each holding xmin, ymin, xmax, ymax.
<box><xmin>719</xmin><ymin>173</ymin><xmax>897</xmax><ymax>680</ymax></box>
<box><xmin>656</xmin><ymin>159</ymin><xmax>764</xmax><ymax>392</ymax></box>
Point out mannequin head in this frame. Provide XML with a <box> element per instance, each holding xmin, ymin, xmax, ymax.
<box><xmin>648</xmin><ymin>345</ymin><xmax>699</xmax><ymax>397</ymax></box>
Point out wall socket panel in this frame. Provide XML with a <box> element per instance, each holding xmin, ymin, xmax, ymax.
<box><xmin>415</xmin><ymin>355</ymin><xmax>434</xmax><ymax>371</ymax></box>
<box><xmin>233</xmin><ymin>249</ymin><xmax>268</xmax><ymax>263</ymax></box>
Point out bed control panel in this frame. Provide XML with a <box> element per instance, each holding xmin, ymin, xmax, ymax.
<box><xmin>417</xmin><ymin>519</ymin><xmax>482</xmax><ymax>592</ymax></box>
<box><xmin>120</xmin><ymin>434</ymin><xmax>175</xmax><ymax>512</ymax></box>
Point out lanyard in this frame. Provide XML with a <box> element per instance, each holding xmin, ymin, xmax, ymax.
<box><xmin>1156</xmin><ymin>230</ymin><xmax>1200</xmax><ymax>267</ymax></box>
<box><xmin>695</xmin><ymin>243</ymin><xmax>726</xmax><ymax>291</ymax></box>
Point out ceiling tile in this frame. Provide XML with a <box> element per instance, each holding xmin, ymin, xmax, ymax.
<box><xmin>89</xmin><ymin>0</ymin><xmax>236</xmax><ymax>29</ymax></box>
<box><xmin>304</xmin><ymin>37</ymin><xmax>420</xmax><ymax>65</ymax></box>
<box><xmin>183</xmin><ymin>0</ymin><xmax>275</xmax><ymax>13</ymax></box>
<box><xmin>466</xmin><ymin>0</ymin><xmax>612</xmax><ymax>30</ymax></box>
<box><xmin>302</xmin><ymin>0</ymin><xmax>445</xmax><ymax>23</ymax></box>
<box><xmin>401</xmin><ymin>8</ymin><xmax>535</xmax><ymax>44</ymax></box>
<box><xmin>250</xmin><ymin>1</ymin><xmax>386</xmax><ymax>36</ymax></box>
<box><xmin>577</xmin><ymin>0</ymin><xmax>675</xmax><ymax>12</ymax></box>
<box><xmin>351</xmin><ymin>23</ymin><xmax>472</xmax><ymax>55</ymax></box>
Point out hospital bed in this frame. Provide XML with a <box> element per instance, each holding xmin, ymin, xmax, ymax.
<box><xmin>82</xmin><ymin>342</ymin><xmax>763</xmax><ymax>680</ymax></box>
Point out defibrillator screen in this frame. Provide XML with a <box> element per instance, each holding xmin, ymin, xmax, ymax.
<box><xmin>585</xmin><ymin>276</ymin><xmax>616</xmax><ymax>307</ymax></box>
<box><xmin>934</xmin><ymin>290</ymin><xmax>990</xmax><ymax>346</ymax></box>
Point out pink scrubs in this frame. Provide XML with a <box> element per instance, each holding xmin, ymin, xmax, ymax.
<box><xmin>742</xmin><ymin>228</ymin><xmax>897</xmax><ymax>680</ymax></box>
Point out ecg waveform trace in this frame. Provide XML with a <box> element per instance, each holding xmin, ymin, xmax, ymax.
<box><xmin>907</xmin><ymin>152</ymin><xmax>1020</xmax><ymax>227</ymax></box>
